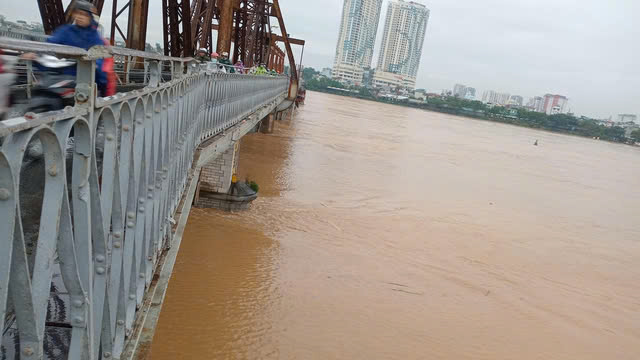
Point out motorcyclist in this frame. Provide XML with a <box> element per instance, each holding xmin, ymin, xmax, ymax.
<box><xmin>255</xmin><ymin>63</ymin><xmax>267</xmax><ymax>75</ymax></box>
<box><xmin>218</xmin><ymin>52</ymin><xmax>234</xmax><ymax>73</ymax></box>
<box><xmin>22</xmin><ymin>0</ymin><xmax>107</xmax><ymax>95</ymax></box>
<box><xmin>195</xmin><ymin>48</ymin><xmax>211</xmax><ymax>62</ymax></box>
<box><xmin>234</xmin><ymin>60</ymin><xmax>245</xmax><ymax>74</ymax></box>
<box><xmin>210</xmin><ymin>52</ymin><xmax>219</xmax><ymax>64</ymax></box>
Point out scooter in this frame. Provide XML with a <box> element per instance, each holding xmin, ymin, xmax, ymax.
<box><xmin>7</xmin><ymin>55</ymin><xmax>77</xmax><ymax>118</ymax></box>
<box><xmin>0</xmin><ymin>51</ymin><xmax>17</xmax><ymax>120</ymax></box>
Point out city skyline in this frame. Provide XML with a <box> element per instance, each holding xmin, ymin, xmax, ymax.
<box><xmin>286</xmin><ymin>0</ymin><xmax>639</xmax><ymax>119</ymax></box>
<box><xmin>0</xmin><ymin>0</ymin><xmax>637</xmax><ymax>118</ymax></box>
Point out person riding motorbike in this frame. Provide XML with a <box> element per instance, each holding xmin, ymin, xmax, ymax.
<box><xmin>255</xmin><ymin>63</ymin><xmax>267</xmax><ymax>75</ymax></box>
<box><xmin>195</xmin><ymin>48</ymin><xmax>211</xmax><ymax>62</ymax></box>
<box><xmin>218</xmin><ymin>52</ymin><xmax>234</xmax><ymax>73</ymax></box>
<box><xmin>21</xmin><ymin>0</ymin><xmax>108</xmax><ymax>96</ymax></box>
<box><xmin>234</xmin><ymin>60</ymin><xmax>245</xmax><ymax>74</ymax></box>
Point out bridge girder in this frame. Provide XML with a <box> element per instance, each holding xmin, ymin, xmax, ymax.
<box><xmin>36</xmin><ymin>0</ymin><xmax>301</xmax><ymax>86</ymax></box>
<box><xmin>109</xmin><ymin>0</ymin><xmax>150</xmax><ymax>50</ymax></box>
<box><xmin>190</xmin><ymin>0</ymin><xmax>219</xmax><ymax>55</ymax></box>
<box><xmin>162</xmin><ymin>0</ymin><xmax>194</xmax><ymax>56</ymax></box>
<box><xmin>37</xmin><ymin>0</ymin><xmax>105</xmax><ymax>34</ymax></box>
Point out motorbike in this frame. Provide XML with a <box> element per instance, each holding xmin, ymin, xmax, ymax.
<box><xmin>0</xmin><ymin>52</ymin><xmax>17</xmax><ymax>120</ymax></box>
<box><xmin>7</xmin><ymin>55</ymin><xmax>77</xmax><ymax>119</ymax></box>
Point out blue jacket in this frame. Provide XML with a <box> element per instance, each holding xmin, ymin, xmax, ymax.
<box><xmin>47</xmin><ymin>23</ymin><xmax>107</xmax><ymax>95</ymax></box>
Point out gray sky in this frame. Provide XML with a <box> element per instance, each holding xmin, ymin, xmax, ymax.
<box><xmin>2</xmin><ymin>0</ymin><xmax>638</xmax><ymax>118</ymax></box>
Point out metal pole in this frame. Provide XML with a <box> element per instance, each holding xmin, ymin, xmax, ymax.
<box><xmin>110</xmin><ymin>0</ymin><xmax>118</xmax><ymax>45</ymax></box>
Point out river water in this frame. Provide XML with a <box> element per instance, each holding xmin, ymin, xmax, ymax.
<box><xmin>150</xmin><ymin>92</ymin><xmax>640</xmax><ymax>359</ymax></box>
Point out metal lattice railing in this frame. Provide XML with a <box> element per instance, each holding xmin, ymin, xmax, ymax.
<box><xmin>0</xmin><ymin>37</ymin><xmax>288</xmax><ymax>359</ymax></box>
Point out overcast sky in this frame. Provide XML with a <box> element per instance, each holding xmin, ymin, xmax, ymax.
<box><xmin>2</xmin><ymin>0</ymin><xmax>638</xmax><ymax>118</ymax></box>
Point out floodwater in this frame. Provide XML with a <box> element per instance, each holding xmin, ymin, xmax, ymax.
<box><xmin>150</xmin><ymin>92</ymin><xmax>640</xmax><ymax>359</ymax></box>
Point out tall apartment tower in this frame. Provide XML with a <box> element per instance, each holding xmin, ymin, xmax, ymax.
<box><xmin>374</xmin><ymin>0</ymin><xmax>430</xmax><ymax>90</ymax></box>
<box><xmin>542</xmin><ymin>94</ymin><xmax>569</xmax><ymax>115</ymax></box>
<box><xmin>332</xmin><ymin>0</ymin><xmax>384</xmax><ymax>84</ymax></box>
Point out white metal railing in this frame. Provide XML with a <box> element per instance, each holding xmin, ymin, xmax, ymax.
<box><xmin>0</xmin><ymin>37</ymin><xmax>288</xmax><ymax>359</ymax></box>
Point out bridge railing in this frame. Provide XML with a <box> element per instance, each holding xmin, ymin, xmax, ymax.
<box><xmin>0</xmin><ymin>37</ymin><xmax>288</xmax><ymax>359</ymax></box>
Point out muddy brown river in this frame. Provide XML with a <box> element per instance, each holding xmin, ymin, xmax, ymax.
<box><xmin>150</xmin><ymin>92</ymin><xmax>640</xmax><ymax>359</ymax></box>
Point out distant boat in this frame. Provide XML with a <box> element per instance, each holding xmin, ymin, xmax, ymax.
<box><xmin>534</xmin><ymin>140</ymin><xmax>539</xmax><ymax>146</ymax></box>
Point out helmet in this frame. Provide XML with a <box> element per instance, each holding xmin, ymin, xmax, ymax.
<box><xmin>198</xmin><ymin>48</ymin><xmax>207</xmax><ymax>53</ymax></box>
<box><xmin>74</xmin><ymin>0</ymin><xmax>95</xmax><ymax>14</ymax></box>
<box><xmin>211</xmin><ymin>52</ymin><xmax>219</xmax><ymax>57</ymax></box>
<box><xmin>222</xmin><ymin>52</ymin><xmax>229</xmax><ymax>57</ymax></box>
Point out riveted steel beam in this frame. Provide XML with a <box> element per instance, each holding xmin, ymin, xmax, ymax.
<box><xmin>216</xmin><ymin>0</ymin><xmax>234</xmax><ymax>55</ymax></box>
<box><xmin>38</xmin><ymin>0</ymin><xmax>107</xmax><ymax>34</ymax></box>
<box><xmin>271</xmin><ymin>0</ymin><xmax>298</xmax><ymax>98</ymax></box>
<box><xmin>163</xmin><ymin>0</ymin><xmax>193</xmax><ymax>56</ymax></box>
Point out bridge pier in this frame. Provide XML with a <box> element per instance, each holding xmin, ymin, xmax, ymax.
<box><xmin>199</xmin><ymin>142</ymin><xmax>240</xmax><ymax>195</ymax></box>
<box><xmin>195</xmin><ymin>141</ymin><xmax>257</xmax><ymax>211</ymax></box>
<box><xmin>194</xmin><ymin>107</ymin><xmax>288</xmax><ymax>210</ymax></box>
<box><xmin>260</xmin><ymin>112</ymin><xmax>276</xmax><ymax>134</ymax></box>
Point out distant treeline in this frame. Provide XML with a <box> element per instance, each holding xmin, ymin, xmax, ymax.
<box><xmin>301</xmin><ymin>67</ymin><xmax>639</xmax><ymax>145</ymax></box>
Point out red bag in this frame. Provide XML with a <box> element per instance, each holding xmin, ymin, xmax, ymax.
<box><xmin>102</xmin><ymin>39</ymin><xmax>117</xmax><ymax>96</ymax></box>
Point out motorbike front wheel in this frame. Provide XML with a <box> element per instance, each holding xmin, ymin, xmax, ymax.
<box><xmin>6</xmin><ymin>96</ymin><xmax>64</xmax><ymax>119</ymax></box>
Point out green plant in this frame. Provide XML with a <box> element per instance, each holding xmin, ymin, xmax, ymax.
<box><xmin>247</xmin><ymin>180</ymin><xmax>259</xmax><ymax>193</ymax></box>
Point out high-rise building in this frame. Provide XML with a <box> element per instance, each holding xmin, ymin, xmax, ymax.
<box><xmin>453</xmin><ymin>84</ymin><xmax>476</xmax><ymax>100</ymax></box>
<box><xmin>509</xmin><ymin>95</ymin><xmax>523</xmax><ymax>106</ymax></box>
<box><xmin>542</xmin><ymin>94</ymin><xmax>569</xmax><ymax>115</ymax></box>
<box><xmin>464</xmin><ymin>87</ymin><xmax>476</xmax><ymax>100</ymax></box>
<box><xmin>482</xmin><ymin>90</ymin><xmax>510</xmax><ymax>105</ymax></box>
<box><xmin>481</xmin><ymin>90</ymin><xmax>494</xmax><ymax>103</ymax></box>
<box><xmin>374</xmin><ymin>0</ymin><xmax>430</xmax><ymax>90</ymax></box>
<box><xmin>526</xmin><ymin>96</ymin><xmax>545</xmax><ymax>112</ymax></box>
<box><xmin>362</xmin><ymin>67</ymin><xmax>375</xmax><ymax>88</ymax></box>
<box><xmin>332</xmin><ymin>0</ymin><xmax>384</xmax><ymax>84</ymax></box>
<box><xmin>617</xmin><ymin>114</ymin><xmax>638</xmax><ymax>123</ymax></box>
<box><xmin>453</xmin><ymin>84</ymin><xmax>467</xmax><ymax>97</ymax></box>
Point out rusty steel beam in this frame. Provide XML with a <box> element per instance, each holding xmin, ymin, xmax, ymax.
<box><xmin>126</xmin><ymin>0</ymin><xmax>150</xmax><ymax>50</ymax></box>
<box><xmin>94</xmin><ymin>0</ymin><xmax>106</xmax><ymax>14</ymax></box>
<box><xmin>213</xmin><ymin>26</ymin><xmax>303</xmax><ymax>46</ymax></box>
<box><xmin>271</xmin><ymin>0</ymin><xmax>298</xmax><ymax>94</ymax></box>
<box><xmin>212</xmin><ymin>0</ymin><xmax>278</xmax><ymax>70</ymax></box>
<box><xmin>268</xmin><ymin>44</ymin><xmax>284</xmax><ymax>71</ymax></box>
<box><xmin>232</xmin><ymin>0</ymin><xmax>248</xmax><ymax>63</ymax></box>
<box><xmin>272</xmin><ymin>34</ymin><xmax>305</xmax><ymax>46</ymax></box>
<box><xmin>190</xmin><ymin>0</ymin><xmax>218</xmax><ymax>54</ymax></box>
<box><xmin>39</xmin><ymin>0</ymin><xmax>107</xmax><ymax>34</ymax></box>
<box><xmin>243</xmin><ymin>0</ymin><xmax>271</xmax><ymax>67</ymax></box>
<box><xmin>109</xmin><ymin>0</ymin><xmax>149</xmax><ymax>50</ymax></box>
<box><xmin>216</xmin><ymin>0</ymin><xmax>234</xmax><ymax>55</ymax></box>
<box><xmin>163</xmin><ymin>0</ymin><xmax>193</xmax><ymax>56</ymax></box>
<box><xmin>37</xmin><ymin>0</ymin><xmax>66</xmax><ymax>34</ymax></box>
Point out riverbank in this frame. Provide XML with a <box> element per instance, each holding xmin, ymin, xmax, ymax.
<box><xmin>306</xmin><ymin>88</ymin><xmax>637</xmax><ymax>147</ymax></box>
